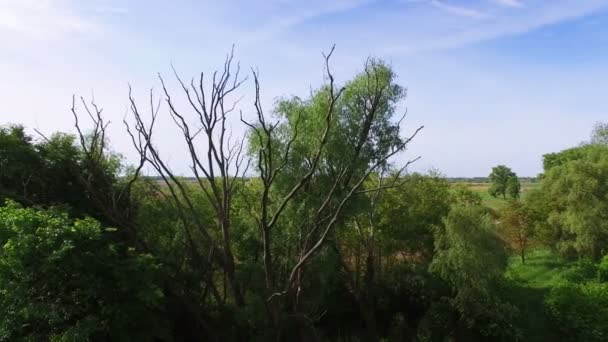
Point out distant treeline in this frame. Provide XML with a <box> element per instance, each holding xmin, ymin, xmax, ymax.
<box><xmin>147</xmin><ymin>176</ymin><xmax>539</xmax><ymax>183</ymax></box>
<box><xmin>446</xmin><ymin>176</ymin><xmax>538</xmax><ymax>183</ymax></box>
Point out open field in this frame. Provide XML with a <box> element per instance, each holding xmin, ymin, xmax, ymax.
<box><xmin>455</xmin><ymin>181</ymin><xmax>540</xmax><ymax>210</ymax></box>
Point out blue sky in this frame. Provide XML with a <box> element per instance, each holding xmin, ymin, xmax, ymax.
<box><xmin>1</xmin><ymin>0</ymin><xmax>607</xmax><ymax>176</ymax></box>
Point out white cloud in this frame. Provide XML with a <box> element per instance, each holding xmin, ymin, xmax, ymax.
<box><xmin>381</xmin><ymin>1</ymin><xmax>608</xmax><ymax>55</ymax></box>
<box><xmin>0</xmin><ymin>0</ymin><xmax>97</xmax><ymax>39</ymax></box>
<box><xmin>494</xmin><ymin>0</ymin><xmax>523</xmax><ymax>8</ymax></box>
<box><xmin>93</xmin><ymin>6</ymin><xmax>128</xmax><ymax>15</ymax></box>
<box><xmin>202</xmin><ymin>0</ymin><xmax>373</xmax><ymax>44</ymax></box>
<box><xmin>430</xmin><ymin>0</ymin><xmax>489</xmax><ymax>19</ymax></box>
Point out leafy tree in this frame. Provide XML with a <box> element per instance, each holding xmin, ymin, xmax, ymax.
<box><xmin>0</xmin><ymin>200</ymin><xmax>167</xmax><ymax>341</ymax></box>
<box><xmin>0</xmin><ymin>125</ymin><xmax>45</xmax><ymax>204</ymax></box>
<box><xmin>590</xmin><ymin>121</ymin><xmax>608</xmax><ymax>145</ymax></box>
<box><xmin>488</xmin><ymin>165</ymin><xmax>519</xmax><ymax>199</ymax></box>
<box><xmin>498</xmin><ymin>200</ymin><xmax>532</xmax><ymax>263</ymax></box>
<box><xmin>334</xmin><ymin>172</ymin><xmax>452</xmax><ymax>340</ymax></box>
<box><xmin>537</xmin><ymin>144</ymin><xmax>608</xmax><ymax>259</ymax></box>
<box><xmin>542</xmin><ymin>145</ymin><xmax>597</xmax><ymax>172</ymax></box>
<box><xmin>0</xmin><ymin>125</ymin><xmax>131</xmax><ymax>225</ymax></box>
<box><xmin>506</xmin><ymin>176</ymin><xmax>521</xmax><ymax>199</ymax></box>
<box><xmin>244</xmin><ymin>57</ymin><xmax>421</xmax><ymax>336</ymax></box>
<box><xmin>430</xmin><ymin>205</ymin><xmax>516</xmax><ymax>340</ymax></box>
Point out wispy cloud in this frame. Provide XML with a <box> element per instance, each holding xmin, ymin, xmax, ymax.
<box><xmin>204</xmin><ymin>0</ymin><xmax>373</xmax><ymax>44</ymax></box>
<box><xmin>430</xmin><ymin>0</ymin><xmax>489</xmax><ymax>19</ymax></box>
<box><xmin>494</xmin><ymin>0</ymin><xmax>523</xmax><ymax>8</ymax></box>
<box><xmin>377</xmin><ymin>1</ymin><xmax>608</xmax><ymax>55</ymax></box>
<box><xmin>0</xmin><ymin>0</ymin><xmax>97</xmax><ymax>39</ymax></box>
<box><xmin>93</xmin><ymin>6</ymin><xmax>128</xmax><ymax>15</ymax></box>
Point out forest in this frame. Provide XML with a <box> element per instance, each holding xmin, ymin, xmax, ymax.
<box><xmin>1</xmin><ymin>50</ymin><xmax>608</xmax><ymax>341</ymax></box>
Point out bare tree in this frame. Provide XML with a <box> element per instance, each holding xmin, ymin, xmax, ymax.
<box><xmin>125</xmin><ymin>47</ymin><xmax>249</xmax><ymax>306</ymax></box>
<box><xmin>70</xmin><ymin>95</ymin><xmax>147</xmax><ymax>248</ymax></box>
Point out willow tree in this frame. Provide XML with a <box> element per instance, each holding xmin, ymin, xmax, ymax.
<box><xmin>243</xmin><ymin>54</ymin><xmax>422</xmax><ymax>339</ymax></box>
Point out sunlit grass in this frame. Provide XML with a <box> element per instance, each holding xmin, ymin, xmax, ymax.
<box><xmin>506</xmin><ymin>249</ymin><xmax>573</xmax><ymax>289</ymax></box>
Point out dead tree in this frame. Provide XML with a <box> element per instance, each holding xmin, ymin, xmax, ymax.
<box><xmin>125</xmin><ymin>48</ymin><xmax>249</xmax><ymax>307</ymax></box>
<box><xmin>70</xmin><ymin>95</ymin><xmax>147</xmax><ymax>248</ymax></box>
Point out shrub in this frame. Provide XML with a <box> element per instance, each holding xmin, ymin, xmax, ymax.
<box><xmin>0</xmin><ymin>200</ymin><xmax>168</xmax><ymax>341</ymax></box>
<box><xmin>546</xmin><ymin>282</ymin><xmax>608</xmax><ymax>342</ymax></box>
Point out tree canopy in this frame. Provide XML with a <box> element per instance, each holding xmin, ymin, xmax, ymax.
<box><xmin>488</xmin><ymin>165</ymin><xmax>520</xmax><ymax>199</ymax></box>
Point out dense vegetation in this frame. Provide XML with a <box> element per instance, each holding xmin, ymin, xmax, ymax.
<box><xmin>1</xmin><ymin>51</ymin><xmax>607</xmax><ymax>341</ymax></box>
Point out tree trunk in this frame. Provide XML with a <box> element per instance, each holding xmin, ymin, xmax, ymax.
<box><xmin>262</xmin><ymin>227</ymin><xmax>275</xmax><ymax>291</ymax></box>
<box><xmin>221</xmin><ymin>218</ymin><xmax>244</xmax><ymax>306</ymax></box>
<box><xmin>359</xmin><ymin>250</ymin><xmax>379</xmax><ymax>342</ymax></box>
<box><xmin>359</xmin><ymin>298</ymin><xmax>379</xmax><ymax>342</ymax></box>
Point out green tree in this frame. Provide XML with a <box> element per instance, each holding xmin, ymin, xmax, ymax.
<box><xmin>244</xmin><ymin>57</ymin><xmax>421</xmax><ymax>336</ymax></box>
<box><xmin>0</xmin><ymin>125</ymin><xmax>44</xmax><ymax>204</ymax></box>
<box><xmin>430</xmin><ymin>205</ymin><xmax>515</xmax><ymax>340</ymax></box>
<box><xmin>590</xmin><ymin>121</ymin><xmax>608</xmax><ymax>145</ymax></box>
<box><xmin>506</xmin><ymin>176</ymin><xmax>521</xmax><ymax>199</ymax></box>
<box><xmin>0</xmin><ymin>200</ymin><xmax>167</xmax><ymax>341</ymax></box>
<box><xmin>537</xmin><ymin>144</ymin><xmax>608</xmax><ymax>259</ymax></box>
<box><xmin>488</xmin><ymin>165</ymin><xmax>519</xmax><ymax>199</ymax></box>
<box><xmin>498</xmin><ymin>200</ymin><xmax>532</xmax><ymax>263</ymax></box>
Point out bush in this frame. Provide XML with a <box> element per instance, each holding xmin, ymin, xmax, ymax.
<box><xmin>546</xmin><ymin>282</ymin><xmax>608</xmax><ymax>342</ymax></box>
<box><xmin>0</xmin><ymin>200</ymin><xmax>168</xmax><ymax>341</ymax></box>
<box><xmin>598</xmin><ymin>255</ymin><xmax>608</xmax><ymax>282</ymax></box>
<box><xmin>563</xmin><ymin>258</ymin><xmax>598</xmax><ymax>283</ymax></box>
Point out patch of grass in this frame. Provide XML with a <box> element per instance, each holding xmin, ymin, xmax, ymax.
<box><xmin>503</xmin><ymin>249</ymin><xmax>574</xmax><ymax>341</ymax></box>
<box><xmin>506</xmin><ymin>249</ymin><xmax>573</xmax><ymax>289</ymax></box>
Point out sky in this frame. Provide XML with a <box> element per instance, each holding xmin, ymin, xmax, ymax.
<box><xmin>1</xmin><ymin>0</ymin><xmax>608</xmax><ymax>177</ymax></box>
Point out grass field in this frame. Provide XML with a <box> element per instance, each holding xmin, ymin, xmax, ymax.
<box><xmin>506</xmin><ymin>249</ymin><xmax>573</xmax><ymax>289</ymax></box>
<box><xmin>456</xmin><ymin>181</ymin><xmax>539</xmax><ymax>210</ymax></box>
<box><xmin>504</xmin><ymin>249</ymin><xmax>573</xmax><ymax>341</ymax></box>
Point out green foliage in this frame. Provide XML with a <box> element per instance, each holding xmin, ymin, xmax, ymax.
<box><xmin>3</xmin><ymin>59</ymin><xmax>606</xmax><ymax>341</ymax></box>
<box><xmin>0</xmin><ymin>126</ymin><xmax>125</xmax><ymax>222</ymax></box>
<box><xmin>430</xmin><ymin>205</ymin><xmax>516</xmax><ymax>338</ymax></box>
<box><xmin>537</xmin><ymin>144</ymin><xmax>608</xmax><ymax>259</ymax></box>
<box><xmin>0</xmin><ymin>201</ymin><xmax>167</xmax><ymax>341</ymax></box>
<box><xmin>488</xmin><ymin>165</ymin><xmax>519</xmax><ymax>199</ymax></box>
<box><xmin>598</xmin><ymin>255</ymin><xmax>608</xmax><ymax>282</ymax></box>
<box><xmin>562</xmin><ymin>258</ymin><xmax>598</xmax><ymax>283</ymax></box>
<box><xmin>374</xmin><ymin>172</ymin><xmax>452</xmax><ymax>258</ymax></box>
<box><xmin>498</xmin><ymin>200</ymin><xmax>532</xmax><ymax>263</ymax></box>
<box><xmin>590</xmin><ymin>121</ymin><xmax>608</xmax><ymax>145</ymax></box>
<box><xmin>542</xmin><ymin>144</ymin><xmax>597</xmax><ymax>172</ymax></box>
<box><xmin>0</xmin><ymin>125</ymin><xmax>44</xmax><ymax>203</ymax></box>
<box><xmin>432</xmin><ymin>205</ymin><xmax>508</xmax><ymax>291</ymax></box>
<box><xmin>451</xmin><ymin>183</ymin><xmax>483</xmax><ymax>206</ymax></box>
<box><xmin>506</xmin><ymin>176</ymin><xmax>521</xmax><ymax>199</ymax></box>
<box><xmin>546</xmin><ymin>282</ymin><xmax>608</xmax><ymax>342</ymax></box>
